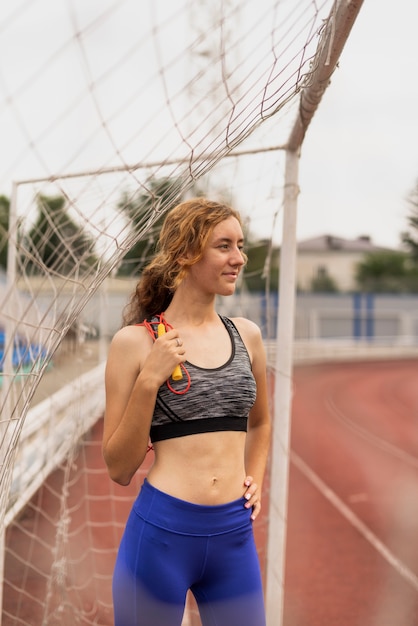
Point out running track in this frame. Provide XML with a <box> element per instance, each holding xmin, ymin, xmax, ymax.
<box><xmin>4</xmin><ymin>358</ymin><xmax>418</xmax><ymax>625</ymax></box>
<box><xmin>284</xmin><ymin>358</ymin><xmax>418</xmax><ymax>626</ymax></box>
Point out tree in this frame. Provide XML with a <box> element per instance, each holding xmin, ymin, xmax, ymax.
<box><xmin>355</xmin><ymin>250</ymin><xmax>418</xmax><ymax>293</ymax></box>
<box><xmin>402</xmin><ymin>179</ymin><xmax>418</xmax><ymax>262</ymax></box>
<box><xmin>24</xmin><ymin>194</ymin><xmax>98</xmax><ymax>275</ymax></box>
<box><xmin>310</xmin><ymin>269</ymin><xmax>339</xmax><ymax>293</ymax></box>
<box><xmin>243</xmin><ymin>240</ymin><xmax>279</xmax><ymax>293</ymax></box>
<box><xmin>116</xmin><ymin>177</ymin><xmax>188</xmax><ymax>277</ymax></box>
<box><xmin>0</xmin><ymin>195</ymin><xmax>9</xmax><ymax>270</ymax></box>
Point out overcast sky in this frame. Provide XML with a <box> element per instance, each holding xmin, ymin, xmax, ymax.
<box><xmin>297</xmin><ymin>0</ymin><xmax>418</xmax><ymax>249</ymax></box>
<box><xmin>0</xmin><ymin>0</ymin><xmax>416</xmax><ymax>251</ymax></box>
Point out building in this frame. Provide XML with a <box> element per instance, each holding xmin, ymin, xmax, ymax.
<box><xmin>296</xmin><ymin>234</ymin><xmax>394</xmax><ymax>292</ymax></box>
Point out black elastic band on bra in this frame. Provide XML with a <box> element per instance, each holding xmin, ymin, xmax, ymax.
<box><xmin>150</xmin><ymin>416</ymin><xmax>247</xmax><ymax>443</ymax></box>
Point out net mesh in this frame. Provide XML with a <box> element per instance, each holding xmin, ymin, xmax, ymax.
<box><xmin>0</xmin><ymin>0</ymin><xmax>337</xmax><ymax>623</ymax></box>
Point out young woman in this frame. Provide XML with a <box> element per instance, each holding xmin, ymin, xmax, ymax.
<box><xmin>103</xmin><ymin>198</ymin><xmax>271</xmax><ymax>625</ymax></box>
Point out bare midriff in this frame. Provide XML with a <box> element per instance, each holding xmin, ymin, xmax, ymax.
<box><xmin>147</xmin><ymin>430</ymin><xmax>247</xmax><ymax>505</ymax></box>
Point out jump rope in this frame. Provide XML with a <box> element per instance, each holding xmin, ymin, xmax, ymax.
<box><xmin>137</xmin><ymin>313</ymin><xmax>191</xmax><ymax>453</ymax></box>
<box><xmin>138</xmin><ymin>313</ymin><xmax>191</xmax><ymax>395</ymax></box>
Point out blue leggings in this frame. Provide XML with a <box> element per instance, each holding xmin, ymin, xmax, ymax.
<box><xmin>113</xmin><ymin>480</ymin><xmax>266</xmax><ymax>626</ymax></box>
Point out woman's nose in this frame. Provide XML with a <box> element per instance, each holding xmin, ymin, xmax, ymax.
<box><xmin>231</xmin><ymin>247</ymin><xmax>245</xmax><ymax>266</ymax></box>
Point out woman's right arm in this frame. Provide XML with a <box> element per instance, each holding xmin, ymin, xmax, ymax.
<box><xmin>102</xmin><ymin>325</ymin><xmax>183</xmax><ymax>485</ymax></box>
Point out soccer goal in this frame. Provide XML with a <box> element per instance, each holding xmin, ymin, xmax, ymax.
<box><xmin>0</xmin><ymin>1</ymin><xmax>363</xmax><ymax>624</ymax></box>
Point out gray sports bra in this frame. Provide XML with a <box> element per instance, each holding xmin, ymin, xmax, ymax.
<box><xmin>150</xmin><ymin>316</ymin><xmax>257</xmax><ymax>443</ymax></box>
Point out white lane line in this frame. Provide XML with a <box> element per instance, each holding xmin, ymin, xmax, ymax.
<box><xmin>290</xmin><ymin>450</ymin><xmax>418</xmax><ymax>591</ymax></box>
<box><xmin>325</xmin><ymin>396</ymin><xmax>418</xmax><ymax>469</ymax></box>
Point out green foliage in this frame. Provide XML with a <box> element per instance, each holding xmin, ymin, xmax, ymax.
<box><xmin>355</xmin><ymin>250</ymin><xmax>418</xmax><ymax>293</ymax></box>
<box><xmin>310</xmin><ymin>270</ymin><xmax>339</xmax><ymax>293</ymax></box>
<box><xmin>402</xmin><ymin>178</ymin><xmax>418</xmax><ymax>262</ymax></box>
<box><xmin>0</xmin><ymin>195</ymin><xmax>9</xmax><ymax>270</ymax></box>
<box><xmin>243</xmin><ymin>240</ymin><xmax>279</xmax><ymax>292</ymax></box>
<box><xmin>116</xmin><ymin>177</ymin><xmax>190</xmax><ymax>277</ymax></box>
<box><xmin>24</xmin><ymin>194</ymin><xmax>98</xmax><ymax>275</ymax></box>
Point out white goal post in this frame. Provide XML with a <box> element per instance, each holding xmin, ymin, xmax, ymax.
<box><xmin>0</xmin><ymin>1</ymin><xmax>364</xmax><ymax>624</ymax></box>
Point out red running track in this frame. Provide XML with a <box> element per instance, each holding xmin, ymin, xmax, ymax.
<box><xmin>284</xmin><ymin>358</ymin><xmax>418</xmax><ymax>626</ymax></box>
<box><xmin>3</xmin><ymin>358</ymin><xmax>418</xmax><ymax>625</ymax></box>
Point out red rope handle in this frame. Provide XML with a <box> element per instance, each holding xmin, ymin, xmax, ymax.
<box><xmin>137</xmin><ymin>313</ymin><xmax>191</xmax><ymax>395</ymax></box>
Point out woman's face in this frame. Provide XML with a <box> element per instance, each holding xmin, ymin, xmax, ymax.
<box><xmin>185</xmin><ymin>217</ymin><xmax>246</xmax><ymax>296</ymax></box>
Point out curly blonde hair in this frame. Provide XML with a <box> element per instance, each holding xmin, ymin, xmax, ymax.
<box><xmin>123</xmin><ymin>197</ymin><xmax>243</xmax><ymax>325</ymax></box>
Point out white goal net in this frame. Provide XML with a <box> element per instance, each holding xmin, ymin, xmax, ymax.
<box><xmin>0</xmin><ymin>1</ymin><xmax>362</xmax><ymax>624</ymax></box>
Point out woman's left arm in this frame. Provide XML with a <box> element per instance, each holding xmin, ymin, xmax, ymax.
<box><xmin>234</xmin><ymin>318</ymin><xmax>272</xmax><ymax>520</ymax></box>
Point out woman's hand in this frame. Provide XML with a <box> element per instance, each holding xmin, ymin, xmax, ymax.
<box><xmin>243</xmin><ymin>475</ymin><xmax>261</xmax><ymax>521</ymax></box>
<box><xmin>142</xmin><ymin>329</ymin><xmax>186</xmax><ymax>386</ymax></box>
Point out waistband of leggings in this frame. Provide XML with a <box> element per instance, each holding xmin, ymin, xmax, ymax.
<box><xmin>133</xmin><ymin>479</ymin><xmax>252</xmax><ymax>536</ymax></box>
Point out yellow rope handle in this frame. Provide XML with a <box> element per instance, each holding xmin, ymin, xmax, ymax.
<box><xmin>157</xmin><ymin>323</ymin><xmax>183</xmax><ymax>381</ymax></box>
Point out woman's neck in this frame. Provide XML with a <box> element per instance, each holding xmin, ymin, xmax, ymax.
<box><xmin>164</xmin><ymin>286</ymin><xmax>218</xmax><ymax>328</ymax></box>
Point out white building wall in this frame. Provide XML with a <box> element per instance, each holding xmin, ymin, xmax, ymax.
<box><xmin>296</xmin><ymin>250</ymin><xmax>364</xmax><ymax>291</ymax></box>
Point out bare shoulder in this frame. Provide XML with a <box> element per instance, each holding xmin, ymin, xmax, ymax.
<box><xmin>229</xmin><ymin>316</ymin><xmax>264</xmax><ymax>358</ymax></box>
<box><xmin>107</xmin><ymin>324</ymin><xmax>152</xmax><ymax>369</ymax></box>
<box><xmin>110</xmin><ymin>323</ymin><xmax>148</xmax><ymax>346</ymax></box>
<box><xmin>230</xmin><ymin>316</ymin><xmax>262</xmax><ymax>341</ymax></box>
<box><xmin>230</xmin><ymin>317</ymin><xmax>267</xmax><ymax>378</ymax></box>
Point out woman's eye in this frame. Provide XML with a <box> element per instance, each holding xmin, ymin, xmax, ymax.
<box><xmin>217</xmin><ymin>243</ymin><xmax>245</xmax><ymax>251</ymax></box>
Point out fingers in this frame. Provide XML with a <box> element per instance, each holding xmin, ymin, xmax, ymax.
<box><xmin>145</xmin><ymin>330</ymin><xmax>185</xmax><ymax>383</ymax></box>
<box><xmin>172</xmin><ymin>335</ymin><xmax>185</xmax><ymax>356</ymax></box>
<box><xmin>250</xmin><ymin>501</ymin><xmax>261</xmax><ymax>521</ymax></box>
<box><xmin>243</xmin><ymin>475</ymin><xmax>261</xmax><ymax>521</ymax></box>
<box><xmin>157</xmin><ymin>330</ymin><xmax>185</xmax><ymax>355</ymax></box>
